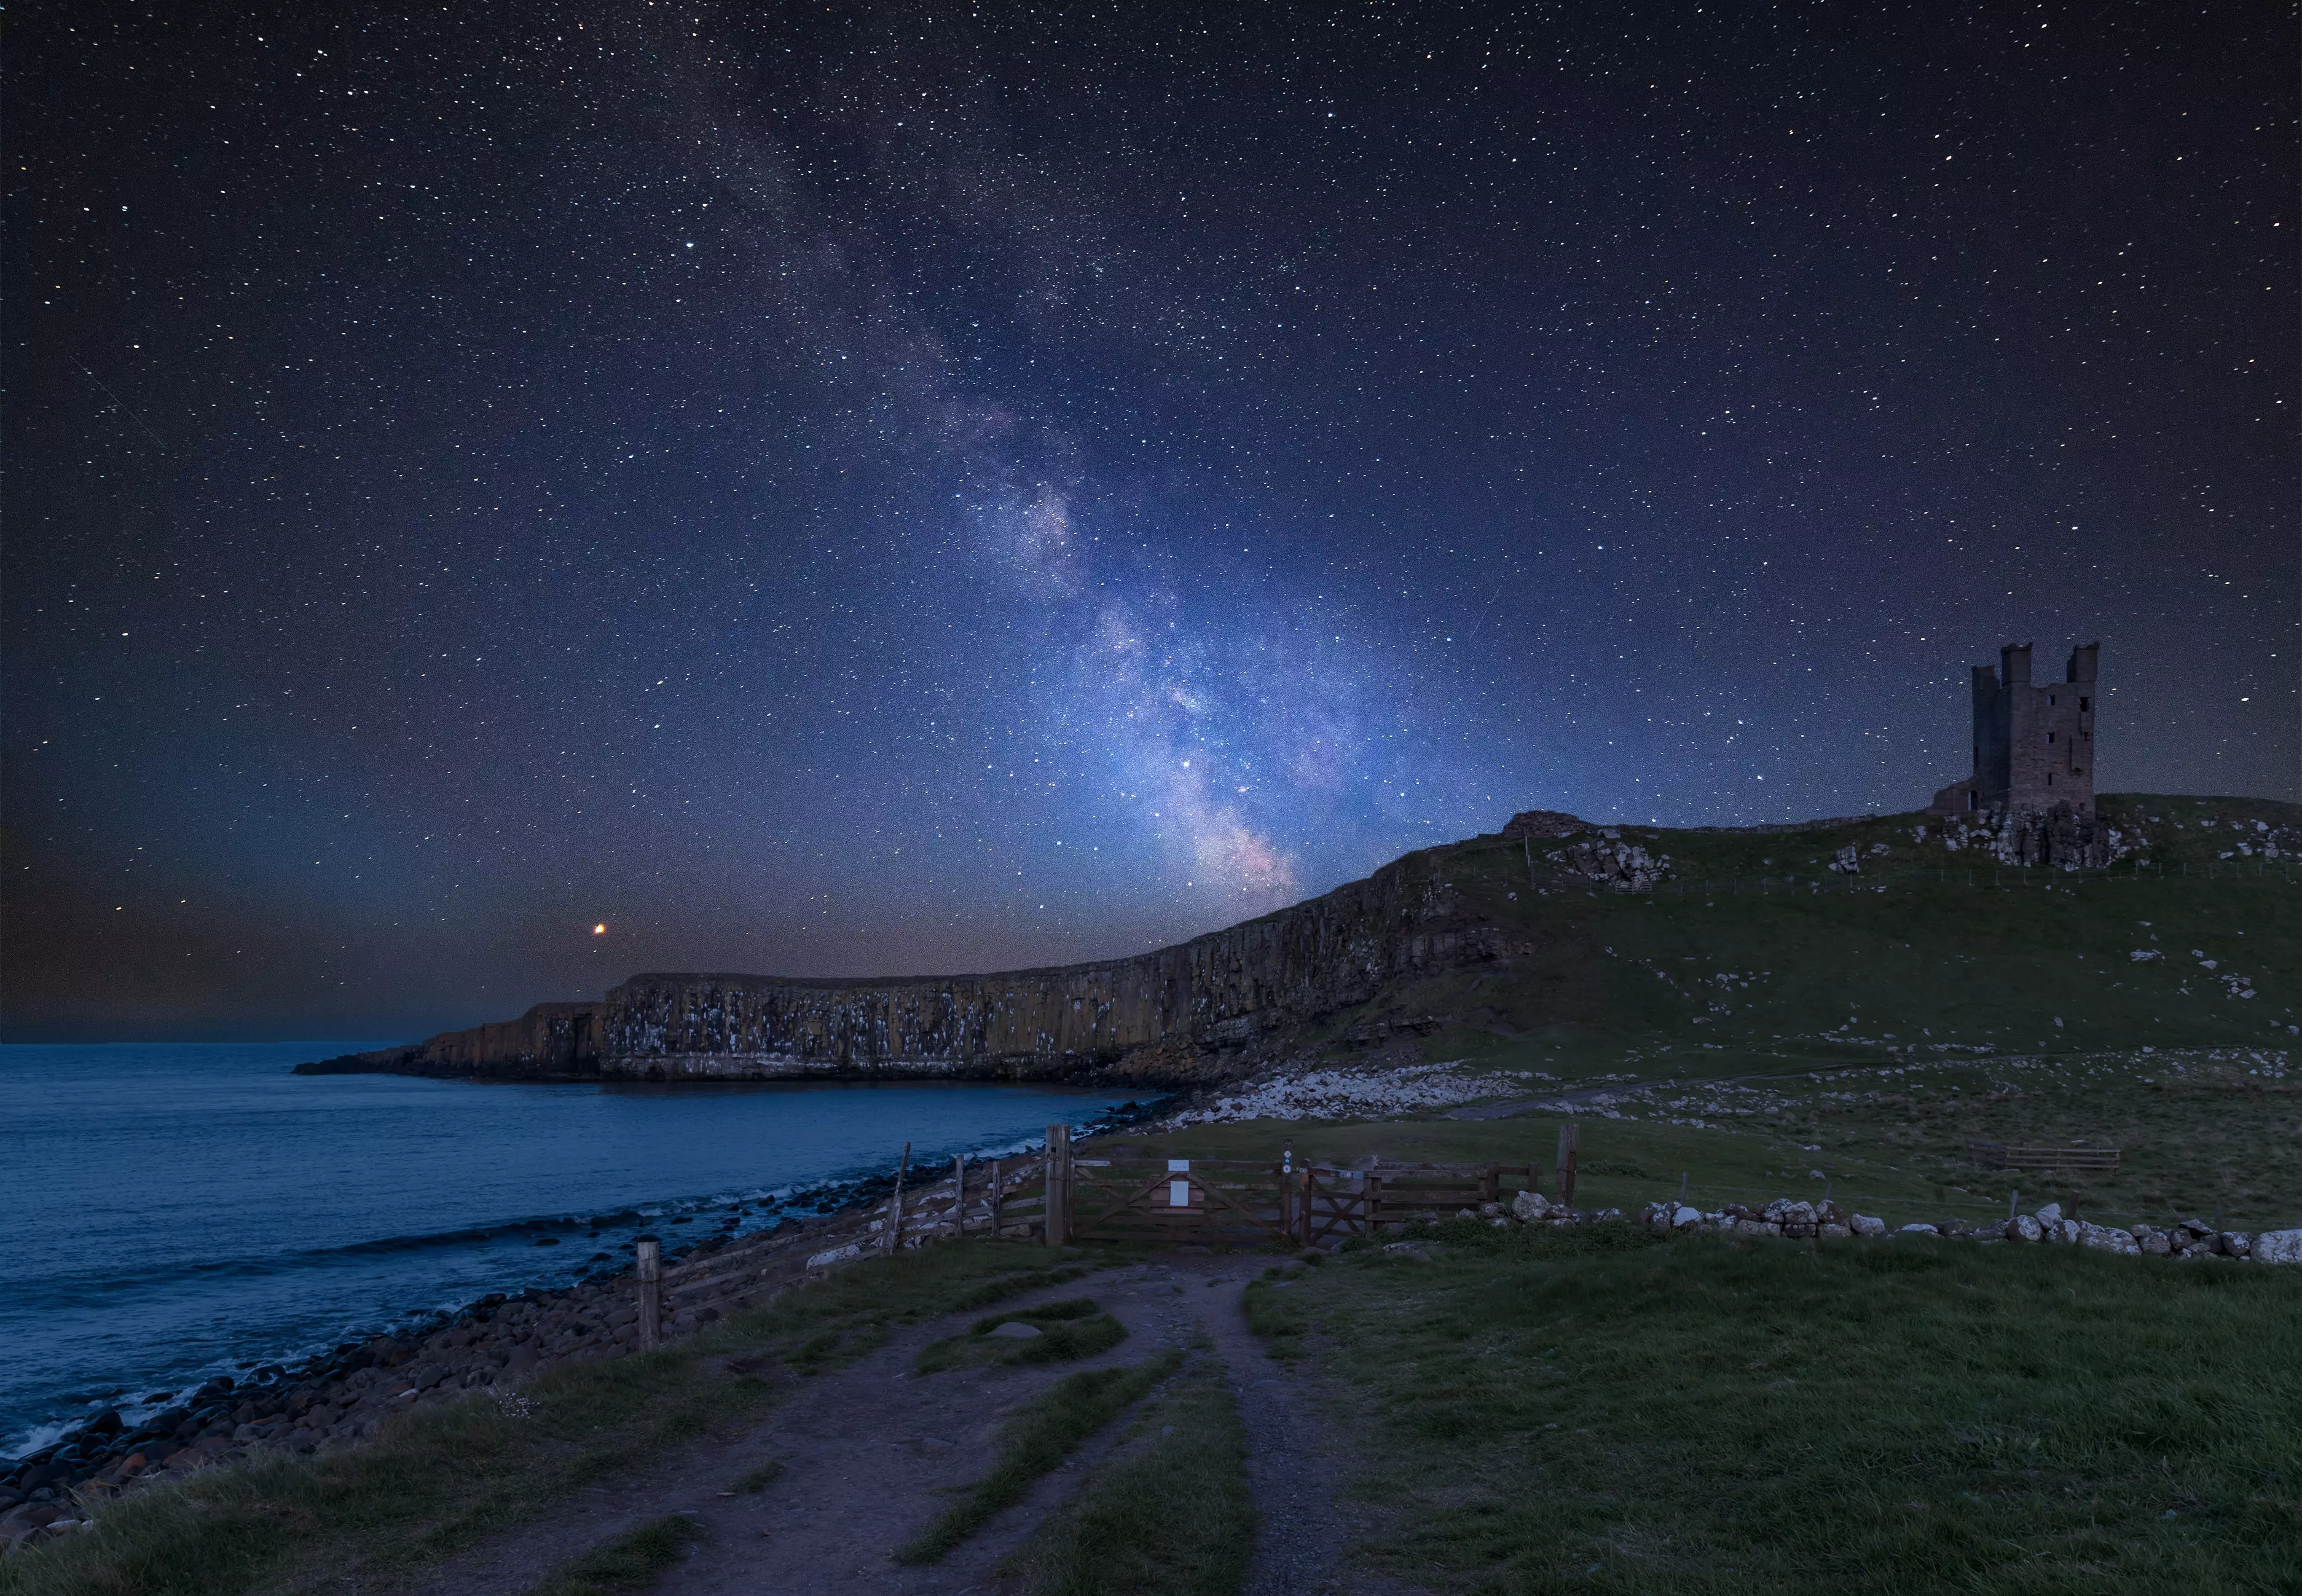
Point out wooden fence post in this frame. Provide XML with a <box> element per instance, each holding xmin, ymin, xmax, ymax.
<box><xmin>636</xmin><ymin>1238</ymin><xmax>661</xmax><ymax>1351</ymax></box>
<box><xmin>990</xmin><ymin>1158</ymin><xmax>1004</xmax><ymax>1236</ymax></box>
<box><xmin>1045</xmin><ymin>1124</ymin><xmax>1071</xmax><ymax>1246</ymax></box>
<box><xmin>886</xmin><ymin>1141</ymin><xmax>912</xmax><ymax>1255</ymax></box>
<box><xmin>951</xmin><ymin>1154</ymin><xmax>965</xmax><ymax>1238</ymax></box>
<box><xmin>1557</xmin><ymin>1121</ymin><xmax>1580</xmax><ymax>1211</ymax></box>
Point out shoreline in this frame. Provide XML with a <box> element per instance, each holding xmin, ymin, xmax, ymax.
<box><xmin>0</xmin><ymin>1095</ymin><xmax>1164</xmax><ymax>1492</ymax></box>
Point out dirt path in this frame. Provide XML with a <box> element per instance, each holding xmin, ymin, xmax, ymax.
<box><xmin>414</xmin><ymin>1257</ymin><xmax>1356</xmax><ymax>1596</ymax></box>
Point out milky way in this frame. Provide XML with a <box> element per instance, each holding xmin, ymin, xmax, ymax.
<box><xmin>4</xmin><ymin>3</ymin><xmax>2293</xmax><ymax>1039</ymax></box>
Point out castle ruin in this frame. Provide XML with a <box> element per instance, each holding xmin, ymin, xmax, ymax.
<box><xmin>1932</xmin><ymin>640</ymin><xmax>2099</xmax><ymax>817</ymax></box>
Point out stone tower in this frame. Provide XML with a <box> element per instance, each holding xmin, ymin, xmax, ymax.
<box><xmin>1931</xmin><ymin>641</ymin><xmax>2099</xmax><ymax>816</ymax></box>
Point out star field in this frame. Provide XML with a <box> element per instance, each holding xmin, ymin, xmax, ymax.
<box><xmin>4</xmin><ymin>2</ymin><xmax>2293</xmax><ymax>1039</ymax></box>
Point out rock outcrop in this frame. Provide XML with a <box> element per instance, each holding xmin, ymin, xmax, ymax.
<box><xmin>300</xmin><ymin>843</ymin><xmax>1511</xmax><ymax>1087</ymax></box>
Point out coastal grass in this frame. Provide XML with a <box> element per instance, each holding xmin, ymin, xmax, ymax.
<box><xmin>519</xmin><ymin>1513</ymin><xmax>701</xmax><ymax>1596</ymax></box>
<box><xmin>1244</xmin><ymin>1217</ymin><xmax>2302</xmax><ymax>1595</ymax></box>
<box><xmin>1004</xmin><ymin>1351</ymin><xmax>1255</xmax><ymax>1596</ymax></box>
<box><xmin>0</xmin><ymin>1238</ymin><xmax>1089</xmax><ymax>1596</ymax></box>
<box><xmin>914</xmin><ymin>1299</ymin><xmax>1127</xmax><ymax>1375</ymax></box>
<box><xmin>894</xmin><ymin>1351</ymin><xmax>1186</xmax><ymax>1566</ymax></box>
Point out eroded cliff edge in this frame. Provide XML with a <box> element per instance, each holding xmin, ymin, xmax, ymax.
<box><xmin>296</xmin><ymin>840</ymin><xmax>1514</xmax><ymax>1087</ymax></box>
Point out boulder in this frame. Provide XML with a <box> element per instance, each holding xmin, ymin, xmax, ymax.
<box><xmin>2139</xmin><ymin>1230</ymin><xmax>2172</xmax><ymax>1256</ymax></box>
<box><xmin>2220</xmin><ymin>1232</ymin><xmax>2253</xmax><ymax>1259</ymax></box>
<box><xmin>1670</xmin><ymin>1204</ymin><xmax>1702</xmax><ymax>1229</ymax></box>
<box><xmin>986</xmin><ymin>1321</ymin><xmax>1043</xmax><ymax>1340</ymax></box>
<box><xmin>1381</xmin><ymin>1241</ymin><xmax>1434</xmax><ymax>1262</ymax></box>
<box><xmin>2253</xmin><ymin>1228</ymin><xmax>2302</xmax><ymax>1265</ymax></box>
<box><xmin>1510</xmin><ymin>1190</ymin><xmax>1552</xmax><ymax>1222</ymax></box>
<box><xmin>1850</xmin><ymin>1214</ymin><xmax>1887</xmax><ymax>1237</ymax></box>
<box><xmin>1732</xmin><ymin>1219</ymin><xmax>1779</xmax><ymax>1239</ymax></box>
<box><xmin>2035</xmin><ymin>1203</ymin><xmax>2063</xmax><ymax>1225</ymax></box>
<box><xmin>1818</xmin><ymin>1223</ymin><xmax>1851</xmax><ymax>1240</ymax></box>
<box><xmin>1899</xmin><ymin>1223</ymin><xmax>1939</xmax><ymax>1235</ymax></box>
<box><xmin>2078</xmin><ymin>1222</ymin><xmax>2139</xmax><ymax>1256</ymax></box>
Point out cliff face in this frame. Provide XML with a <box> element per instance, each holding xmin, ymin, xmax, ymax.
<box><xmin>297</xmin><ymin>844</ymin><xmax>1508</xmax><ymax>1085</ymax></box>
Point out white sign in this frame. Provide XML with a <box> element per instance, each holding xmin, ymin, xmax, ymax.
<box><xmin>1169</xmin><ymin>1180</ymin><xmax>1191</xmax><ymax>1208</ymax></box>
<box><xmin>1168</xmin><ymin>1159</ymin><xmax>1190</xmax><ymax>1172</ymax></box>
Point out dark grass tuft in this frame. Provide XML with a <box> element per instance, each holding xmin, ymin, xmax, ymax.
<box><xmin>520</xmin><ymin>1514</ymin><xmax>701</xmax><ymax>1596</ymax></box>
<box><xmin>729</xmin><ymin>1458</ymin><xmax>785</xmax><ymax>1493</ymax></box>
<box><xmin>916</xmin><ymin>1302</ymin><xmax>1129</xmax><ymax>1376</ymax></box>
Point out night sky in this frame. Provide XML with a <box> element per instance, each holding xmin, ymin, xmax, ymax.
<box><xmin>5</xmin><ymin>3</ymin><xmax>2294</xmax><ymax>1040</ymax></box>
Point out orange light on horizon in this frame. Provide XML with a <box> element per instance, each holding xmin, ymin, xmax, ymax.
<box><xmin>592</xmin><ymin>923</ymin><xmax>608</xmax><ymax>935</ymax></box>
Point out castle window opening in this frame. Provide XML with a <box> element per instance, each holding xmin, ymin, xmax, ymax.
<box><xmin>2079</xmin><ymin>698</ymin><xmax>2089</xmax><ymax>711</ymax></box>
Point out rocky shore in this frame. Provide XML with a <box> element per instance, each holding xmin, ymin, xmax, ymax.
<box><xmin>0</xmin><ymin>1142</ymin><xmax>1086</xmax><ymax>1555</ymax></box>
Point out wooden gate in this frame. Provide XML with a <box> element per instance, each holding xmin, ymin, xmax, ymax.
<box><xmin>1068</xmin><ymin>1154</ymin><xmax>1294</xmax><ymax>1245</ymax></box>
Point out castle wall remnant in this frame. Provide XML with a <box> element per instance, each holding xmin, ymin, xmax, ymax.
<box><xmin>1933</xmin><ymin>640</ymin><xmax>2099</xmax><ymax>817</ymax></box>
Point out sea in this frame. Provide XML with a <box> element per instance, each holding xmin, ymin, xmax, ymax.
<box><xmin>0</xmin><ymin>1042</ymin><xmax>1146</xmax><ymax>1458</ymax></box>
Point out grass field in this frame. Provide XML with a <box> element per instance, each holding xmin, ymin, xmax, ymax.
<box><xmin>1244</xmin><ymin>1219</ymin><xmax>2302</xmax><ymax>1595</ymax></box>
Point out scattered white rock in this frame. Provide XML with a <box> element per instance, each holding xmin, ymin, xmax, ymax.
<box><xmin>1850</xmin><ymin>1214</ymin><xmax>1887</xmax><ymax>1236</ymax></box>
<box><xmin>1161</xmin><ymin>1062</ymin><xmax>1512</xmax><ymax>1127</ymax></box>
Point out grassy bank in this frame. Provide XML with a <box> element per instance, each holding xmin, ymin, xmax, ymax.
<box><xmin>1245</xmin><ymin>1219</ymin><xmax>2302</xmax><ymax>1595</ymax></box>
<box><xmin>1313</xmin><ymin>795</ymin><xmax>2300</xmax><ymax>1083</ymax></box>
<box><xmin>0</xmin><ymin>1240</ymin><xmax>1094</xmax><ymax>1596</ymax></box>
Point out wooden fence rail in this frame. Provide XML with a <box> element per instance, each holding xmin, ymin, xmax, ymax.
<box><xmin>1967</xmin><ymin>1141</ymin><xmax>2121</xmax><ymax>1173</ymax></box>
<box><xmin>809</xmin><ymin>1125</ymin><xmax>1576</xmax><ymax>1265</ymax></box>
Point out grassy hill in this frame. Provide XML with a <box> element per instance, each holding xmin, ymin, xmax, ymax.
<box><xmin>1168</xmin><ymin>793</ymin><xmax>2302</xmax><ymax>1234</ymax></box>
<box><xmin>1312</xmin><ymin>793</ymin><xmax>2300</xmax><ymax>1081</ymax></box>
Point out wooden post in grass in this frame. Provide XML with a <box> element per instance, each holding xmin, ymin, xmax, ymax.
<box><xmin>1557</xmin><ymin>1122</ymin><xmax>1581</xmax><ymax>1211</ymax></box>
<box><xmin>1045</xmin><ymin>1125</ymin><xmax>1071</xmax><ymax>1246</ymax></box>
<box><xmin>1482</xmin><ymin>1163</ymin><xmax>1499</xmax><ymax>1204</ymax></box>
<box><xmin>989</xmin><ymin>1159</ymin><xmax>1004</xmax><ymax>1236</ymax></box>
<box><xmin>951</xmin><ymin>1154</ymin><xmax>965</xmax><ymax>1238</ymax></box>
<box><xmin>886</xmin><ymin>1141</ymin><xmax>913</xmax><ymax>1255</ymax></box>
<box><xmin>636</xmin><ymin>1238</ymin><xmax>661</xmax><ymax>1351</ymax></box>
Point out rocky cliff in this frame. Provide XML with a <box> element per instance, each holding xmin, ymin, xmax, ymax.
<box><xmin>296</xmin><ymin>841</ymin><xmax>1515</xmax><ymax>1086</ymax></box>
